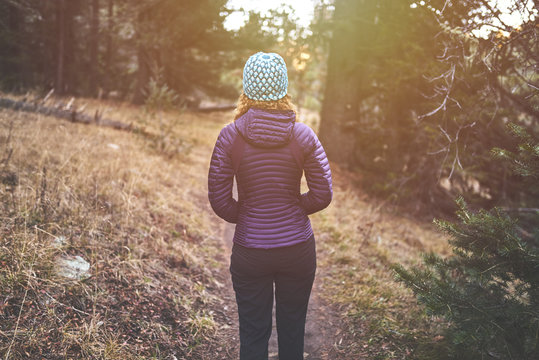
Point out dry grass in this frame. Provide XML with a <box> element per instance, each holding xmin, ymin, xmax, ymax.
<box><xmin>0</xmin><ymin>101</ymin><xmax>232</xmax><ymax>359</ymax></box>
<box><xmin>310</xmin><ymin>165</ymin><xmax>452</xmax><ymax>359</ymax></box>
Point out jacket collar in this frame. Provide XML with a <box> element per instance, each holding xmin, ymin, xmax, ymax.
<box><xmin>235</xmin><ymin>108</ymin><xmax>296</xmax><ymax>148</ymax></box>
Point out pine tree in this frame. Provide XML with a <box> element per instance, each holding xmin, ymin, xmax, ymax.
<box><xmin>318</xmin><ymin>0</ymin><xmax>537</xmax><ymax>213</ymax></box>
<box><xmin>394</xmin><ymin>125</ymin><xmax>539</xmax><ymax>359</ymax></box>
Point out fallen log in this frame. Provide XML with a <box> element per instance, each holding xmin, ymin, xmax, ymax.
<box><xmin>195</xmin><ymin>104</ymin><xmax>236</xmax><ymax>113</ymax></box>
<box><xmin>0</xmin><ymin>97</ymin><xmax>132</xmax><ymax>131</ymax></box>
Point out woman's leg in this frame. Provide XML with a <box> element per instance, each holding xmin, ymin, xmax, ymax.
<box><xmin>230</xmin><ymin>244</ymin><xmax>274</xmax><ymax>360</ymax></box>
<box><xmin>274</xmin><ymin>238</ymin><xmax>316</xmax><ymax>360</ymax></box>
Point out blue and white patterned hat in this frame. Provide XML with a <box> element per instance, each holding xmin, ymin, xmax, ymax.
<box><xmin>243</xmin><ymin>52</ymin><xmax>288</xmax><ymax>101</ymax></box>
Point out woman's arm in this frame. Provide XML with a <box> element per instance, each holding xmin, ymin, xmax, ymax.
<box><xmin>208</xmin><ymin>126</ymin><xmax>239</xmax><ymax>223</ymax></box>
<box><xmin>299</xmin><ymin>128</ymin><xmax>333</xmax><ymax>215</ymax></box>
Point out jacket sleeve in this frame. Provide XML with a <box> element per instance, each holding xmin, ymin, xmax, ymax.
<box><xmin>208</xmin><ymin>126</ymin><xmax>238</xmax><ymax>223</ymax></box>
<box><xmin>299</xmin><ymin>127</ymin><xmax>333</xmax><ymax>215</ymax></box>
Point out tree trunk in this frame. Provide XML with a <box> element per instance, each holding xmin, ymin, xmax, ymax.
<box><xmin>6</xmin><ymin>3</ymin><xmax>21</xmax><ymax>90</ymax></box>
<box><xmin>104</xmin><ymin>0</ymin><xmax>114</xmax><ymax>97</ymax></box>
<box><xmin>65</xmin><ymin>1</ymin><xmax>80</xmax><ymax>95</ymax></box>
<box><xmin>319</xmin><ymin>0</ymin><xmax>377</xmax><ymax>166</ymax></box>
<box><xmin>55</xmin><ymin>0</ymin><xmax>66</xmax><ymax>94</ymax></box>
<box><xmin>133</xmin><ymin>46</ymin><xmax>150</xmax><ymax>104</ymax></box>
<box><xmin>89</xmin><ymin>0</ymin><xmax>100</xmax><ymax>96</ymax></box>
<box><xmin>133</xmin><ymin>10</ymin><xmax>150</xmax><ymax>104</ymax></box>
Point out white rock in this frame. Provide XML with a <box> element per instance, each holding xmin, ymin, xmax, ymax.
<box><xmin>55</xmin><ymin>255</ymin><xmax>90</xmax><ymax>280</ymax></box>
<box><xmin>51</xmin><ymin>236</ymin><xmax>67</xmax><ymax>248</ymax></box>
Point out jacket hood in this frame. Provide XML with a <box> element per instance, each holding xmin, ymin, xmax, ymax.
<box><xmin>235</xmin><ymin>108</ymin><xmax>296</xmax><ymax>148</ymax></box>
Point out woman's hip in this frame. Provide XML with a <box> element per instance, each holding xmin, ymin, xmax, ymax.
<box><xmin>230</xmin><ymin>236</ymin><xmax>316</xmax><ymax>278</ymax></box>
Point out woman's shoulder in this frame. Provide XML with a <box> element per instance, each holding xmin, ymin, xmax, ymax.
<box><xmin>293</xmin><ymin>121</ymin><xmax>316</xmax><ymax>137</ymax></box>
<box><xmin>217</xmin><ymin>121</ymin><xmax>239</xmax><ymax>145</ymax></box>
<box><xmin>293</xmin><ymin>122</ymin><xmax>319</xmax><ymax>150</ymax></box>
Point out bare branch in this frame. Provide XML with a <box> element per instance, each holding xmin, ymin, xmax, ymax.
<box><xmin>438</xmin><ymin>124</ymin><xmax>452</xmax><ymax>143</ymax></box>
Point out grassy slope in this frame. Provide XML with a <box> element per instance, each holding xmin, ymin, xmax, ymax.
<box><xmin>311</xmin><ymin>165</ymin><xmax>451</xmax><ymax>359</ymax></box>
<box><xmin>0</xmin><ymin>102</ymin><xmax>230</xmax><ymax>359</ymax></box>
<box><xmin>1</xmin><ymin>98</ymin><xmax>451</xmax><ymax>359</ymax></box>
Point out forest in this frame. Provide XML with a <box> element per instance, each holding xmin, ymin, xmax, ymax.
<box><xmin>0</xmin><ymin>0</ymin><xmax>538</xmax><ymax>359</ymax></box>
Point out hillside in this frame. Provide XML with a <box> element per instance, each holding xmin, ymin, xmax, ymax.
<box><xmin>1</xmin><ymin>98</ymin><xmax>450</xmax><ymax>359</ymax></box>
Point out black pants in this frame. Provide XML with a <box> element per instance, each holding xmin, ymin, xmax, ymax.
<box><xmin>230</xmin><ymin>236</ymin><xmax>316</xmax><ymax>360</ymax></box>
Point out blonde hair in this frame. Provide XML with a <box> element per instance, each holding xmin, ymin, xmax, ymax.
<box><xmin>234</xmin><ymin>93</ymin><xmax>297</xmax><ymax>121</ymax></box>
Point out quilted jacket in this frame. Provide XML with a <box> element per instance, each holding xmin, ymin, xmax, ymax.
<box><xmin>208</xmin><ymin>108</ymin><xmax>332</xmax><ymax>248</ymax></box>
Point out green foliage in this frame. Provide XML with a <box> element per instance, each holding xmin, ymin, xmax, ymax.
<box><xmin>0</xmin><ymin>0</ymin><xmax>324</xmax><ymax>106</ymax></box>
<box><xmin>131</xmin><ymin>0</ymin><xmax>238</xmax><ymax>102</ymax></box>
<box><xmin>396</xmin><ymin>202</ymin><xmax>539</xmax><ymax>359</ymax></box>
<box><xmin>320</xmin><ymin>0</ymin><xmax>538</xmax><ymax>214</ymax></box>
<box><xmin>144</xmin><ymin>75</ymin><xmax>179</xmax><ymax>113</ymax></box>
<box><xmin>141</xmin><ymin>73</ymin><xmax>191</xmax><ymax>157</ymax></box>
<box><xmin>394</xmin><ymin>128</ymin><xmax>539</xmax><ymax>359</ymax></box>
<box><xmin>492</xmin><ymin>123</ymin><xmax>539</xmax><ymax>181</ymax></box>
<box><xmin>0</xmin><ymin>0</ymin><xmax>243</xmax><ymax>101</ymax></box>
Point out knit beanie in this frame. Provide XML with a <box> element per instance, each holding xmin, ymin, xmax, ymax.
<box><xmin>242</xmin><ymin>52</ymin><xmax>288</xmax><ymax>101</ymax></box>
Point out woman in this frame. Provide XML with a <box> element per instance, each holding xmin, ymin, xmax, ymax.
<box><xmin>208</xmin><ymin>52</ymin><xmax>332</xmax><ymax>360</ymax></box>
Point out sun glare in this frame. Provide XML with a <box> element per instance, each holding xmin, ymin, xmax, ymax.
<box><xmin>224</xmin><ymin>0</ymin><xmax>317</xmax><ymax>30</ymax></box>
<box><xmin>226</xmin><ymin>0</ymin><xmax>536</xmax><ymax>36</ymax></box>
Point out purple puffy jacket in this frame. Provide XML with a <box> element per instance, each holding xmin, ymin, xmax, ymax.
<box><xmin>208</xmin><ymin>108</ymin><xmax>332</xmax><ymax>248</ymax></box>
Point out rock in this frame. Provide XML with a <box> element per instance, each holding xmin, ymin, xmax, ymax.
<box><xmin>51</xmin><ymin>236</ymin><xmax>67</xmax><ymax>248</ymax></box>
<box><xmin>55</xmin><ymin>255</ymin><xmax>90</xmax><ymax>280</ymax></box>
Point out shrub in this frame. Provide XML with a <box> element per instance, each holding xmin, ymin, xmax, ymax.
<box><xmin>394</xmin><ymin>125</ymin><xmax>539</xmax><ymax>359</ymax></box>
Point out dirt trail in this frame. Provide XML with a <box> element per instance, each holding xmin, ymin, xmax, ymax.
<box><xmin>217</xmin><ymin>182</ymin><xmax>341</xmax><ymax>359</ymax></box>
